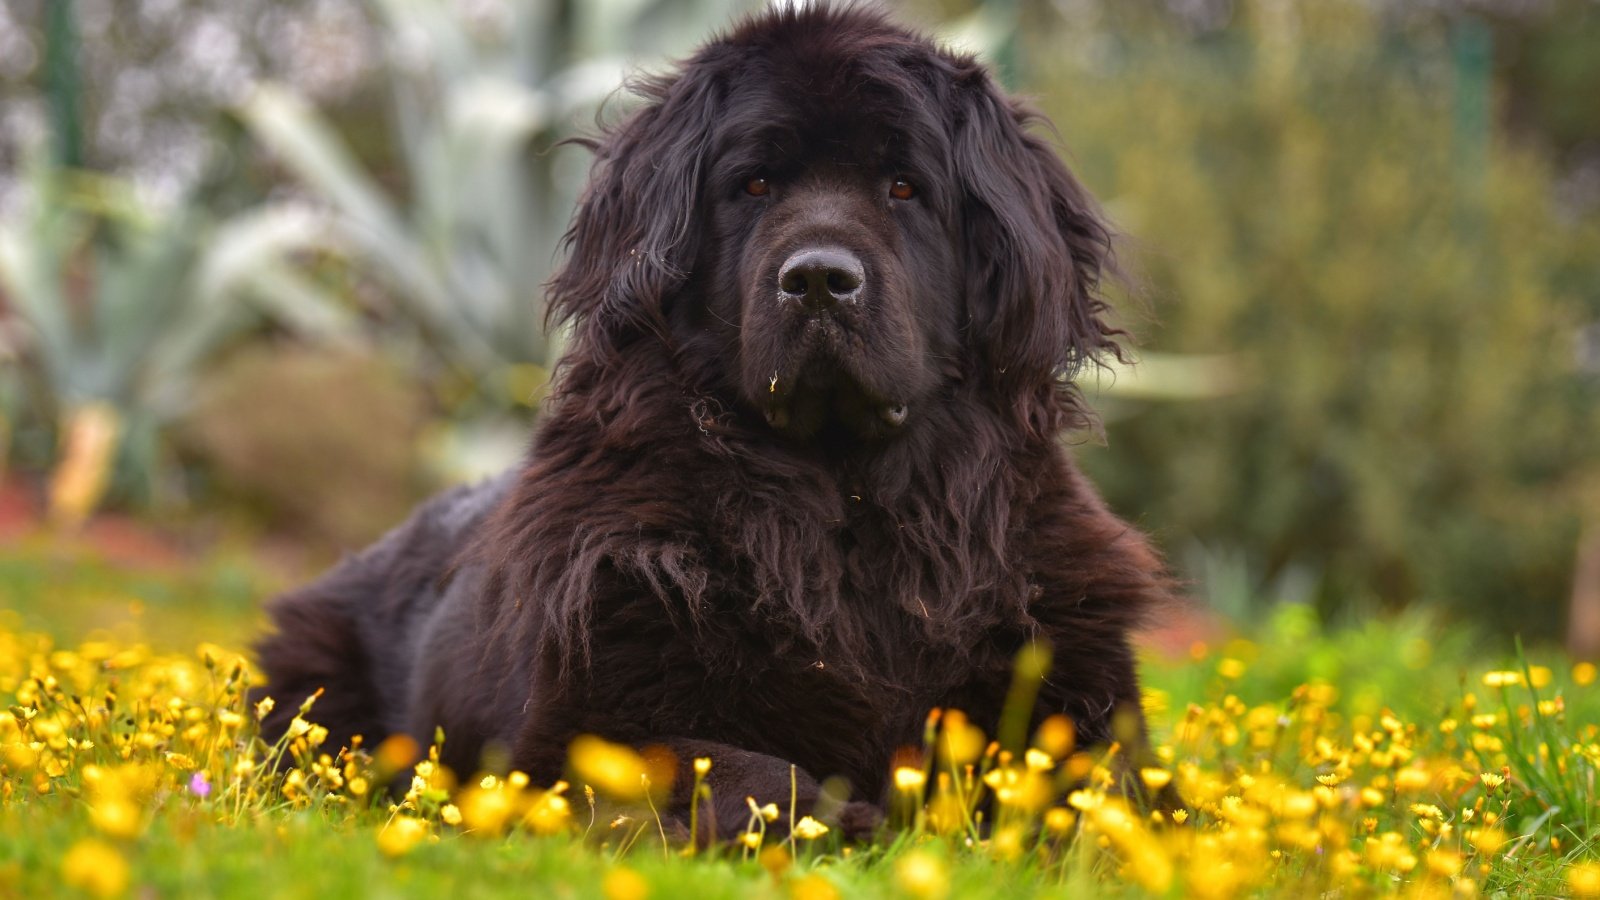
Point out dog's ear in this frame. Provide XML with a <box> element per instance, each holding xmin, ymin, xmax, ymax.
<box><xmin>952</xmin><ymin>72</ymin><xmax>1125</xmax><ymax>419</ymax></box>
<box><xmin>547</xmin><ymin>65</ymin><xmax>721</xmax><ymax>347</ymax></box>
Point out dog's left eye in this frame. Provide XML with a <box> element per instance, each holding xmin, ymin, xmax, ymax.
<box><xmin>889</xmin><ymin>179</ymin><xmax>916</xmax><ymax>201</ymax></box>
<box><xmin>745</xmin><ymin>177</ymin><xmax>771</xmax><ymax>197</ymax></box>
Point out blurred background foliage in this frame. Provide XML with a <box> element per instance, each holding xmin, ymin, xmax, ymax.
<box><xmin>0</xmin><ymin>0</ymin><xmax>1596</xmax><ymax>647</ymax></box>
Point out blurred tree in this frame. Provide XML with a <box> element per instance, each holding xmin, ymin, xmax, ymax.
<box><xmin>0</xmin><ymin>0</ymin><xmax>382</xmax><ymax>207</ymax></box>
<box><xmin>0</xmin><ymin>137</ymin><xmax>357</xmax><ymax>518</ymax></box>
<box><xmin>1014</xmin><ymin>0</ymin><xmax>1600</xmax><ymax>636</ymax></box>
<box><xmin>238</xmin><ymin>0</ymin><xmax>754</xmax><ymax>480</ymax></box>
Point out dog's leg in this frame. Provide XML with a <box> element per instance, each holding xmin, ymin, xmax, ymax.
<box><xmin>512</xmin><ymin>721</ymin><xmax>881</xmax><ymax>843</ymax></box>
<box><xmin>1031</xmin><ymin>637</ymin><xmax>1183</xmax><ymax>812</ymax></box>
<box><xmin>253</xmin><ymin>581</ymin><xmax>384</xmax><ymax>758</ymax></box>
<box><xmin>657</xmin><ymin>737</ymin><xmax>884</xmax><ymax>843</ymax></box>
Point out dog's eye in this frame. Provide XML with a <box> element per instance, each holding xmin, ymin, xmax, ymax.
<box><xmin>889</xmin><ymin>179</ymin><xmax>916</xmax><ymax>201</ymax></box>
<box><xmin>744</xmin><ymin>177</ymin><xmax>770</xmax><ymax>197</ymax></box>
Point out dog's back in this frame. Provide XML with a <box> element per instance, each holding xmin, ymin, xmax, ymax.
<box><xmin>252</xmin><ymin>471</ymin><xmax>515</xmax><ymax>754</ymax></box>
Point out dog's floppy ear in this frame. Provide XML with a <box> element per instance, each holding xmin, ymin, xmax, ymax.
<box><xmin>547</xmin><ymin>65</ymin><xmax>721</xmax><ymax>348</ymax></box>
<box><xmin>952</xmin><ymin>72</ymin><xmax>1125</xmax><ymax>420</ymax></box>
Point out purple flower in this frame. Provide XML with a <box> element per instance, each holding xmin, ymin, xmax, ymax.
<box><xmin>189</xmin><ymin>771</ymin><xmax>211</xmax><ymax>799</ymax></box>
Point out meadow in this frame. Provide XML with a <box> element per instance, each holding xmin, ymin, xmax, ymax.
<box><xmin>2</xmin><ymin>543</ymin><xmax>1598</xmax><ymax>899</ymax></box>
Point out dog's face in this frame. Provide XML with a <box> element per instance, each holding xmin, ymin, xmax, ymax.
<box><xmin>548</xmin><ymin>6</ymin><xmax>1123</xmax><ymax>445</ymax></box>
<box><xmin>692</xmin><ymin>64</ymin><xmax>964</xmax><ymax>440</ymax></box>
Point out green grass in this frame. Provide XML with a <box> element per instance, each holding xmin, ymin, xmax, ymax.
<box><xmin>1</xmin><ymin>546</ymin><xmax>1597</xmax><ymax>899</ymax></box>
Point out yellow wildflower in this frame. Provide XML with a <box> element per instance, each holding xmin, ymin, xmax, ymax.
<box><xmin>377</xmin><ymin>816</ymin><xmax>428</xmax><ymax>857</ymax></box>
<box><xmin>1569</xmin><ymin>862</ymin><xmax>1600</xmax><ymax>899</ymax></box>
<box><xmin>894</xmin><ymin>766</ymin><xmax>927</xmax><ymax>792</ymax></box>
<box><xmin>895</xmin><ymin>850</ymin><xmax>949</xmax><ymax>900</ymax></box>
<box><xmin>61</xmin><ymin>839</ymin><xmax>129</xmax><ymax>899</ymax></box>
<box><xmin>790</xmin><ymin>873</ymin><xmax>840</xmax><ymax>900</ymax></box>
<box><xmin>1481</xmin><ymin>671</ymin><xmax>1522</xmax><ymax>688</ymax></box>
<box><xmin>791</xmin><ymin>816</ymin><xmax>829</xmax><ymax>840</ymax></box>
<box><xmin>602</xmin><ymin>867</ymin><xmax>650</xmax><ymax>900</ymax></box>
<box><xmin>568</xmin><ymin>735</ymin><xmax>648</xmax><ymax>801</ymax></box>
<box><xmin>1139</xmin><ymin>767</ymin><xmax>1172</xmax><ymax>790</ymax></box>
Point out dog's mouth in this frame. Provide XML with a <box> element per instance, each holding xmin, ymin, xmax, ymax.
<box><xmin>740</xmin><ymin>277</ymin><xmax>920</xmax><ymax>442</ymax></box>
<box><xmin>762</xmin><ymin>353</ymin><xmax>909</xmax><ymax>442</ymax></box>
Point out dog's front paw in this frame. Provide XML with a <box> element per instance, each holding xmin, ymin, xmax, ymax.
<box><xmin>829</xmin><ymin>800</ymin><xmax>885</xmax><ymax>841</ymax></box>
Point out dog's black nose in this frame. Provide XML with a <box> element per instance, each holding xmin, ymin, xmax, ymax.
<box><xmin>778</xmin><ymin>248</ymin><xmax>863</xmax><ymax>311</ymax></box>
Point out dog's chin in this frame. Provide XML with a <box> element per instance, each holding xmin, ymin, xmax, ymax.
<box><xmin>761</xmin><ymin>377</ymin><xmax>909</xmax><ymax>443</ymax></box>
<box><xmin>751</xmin><ymin>350</ymin><xmax>910</xmax><ymax>445</ymax></box>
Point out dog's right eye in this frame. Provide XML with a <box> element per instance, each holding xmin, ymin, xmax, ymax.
<box><xmin>744</xmin><ymin>177</ymin><xmax>770</xmax><ymax>197</ymax></box>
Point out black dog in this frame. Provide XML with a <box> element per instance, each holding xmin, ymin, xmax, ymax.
<box><xmin>256</xmin><ymin>3</ymin><xmax>1173</xmax><ymax>838</ymax></box>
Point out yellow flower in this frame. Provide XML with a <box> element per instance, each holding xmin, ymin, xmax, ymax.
<box><xmin>1479</xmin><ymin>771</ymin><xmax>1505</xmax><ymax>790</ymax></box>
<box><xmin>1023</xmin><ymin>748</ymin><xmax>1054</xmax><ymax>772</ymax></box>
<box><xmin>377</xmin><ymin>817</ymin><xmax>428</xmax><ymax>857</ymax></box>
<box><xmin>375</xmin><ymin>734</ymin><xmax>420</xmax><ymax>772</ymax></box>
<box><xmin>602</xmin><ymin>867</ymin><xmax>650</xmax><ymax>900</ymax></box>
<box><xmin>1481</xmin><ymin>671</ymin><xmax>1523</xmax><ymax>688</ymax></box>
<box><xmin>936</xmin><ymin>711</ymin><xmax>986</xmax><ymax>765</ymax></box>
<box><xmin>791</xmin><ymin>816</ymin><xmax>829</xmax><ymax>840</ymax></box>
<box><xmin>1044</xmin><ymin>807</ymin><xmax>1076</xmax><ymax>833</ymax></box>
<box><xmin>893</xmin><ymin>766</ymin><xmax>927</xmax><ymax>792</ymax></box>
<box><xmin>61</xmin><ymin>838</ymin><xmax>129</xmax><ymax>899</ymax></box>
<box><xmin>759</xmin><ymin>846</ymin><xmax>792</xmax><ymax>878</ymax></box>
<box><xmin>1467</xmin><ymin>827</ymin><xmax>1507</xmax><ymax>854</ymax></box>
<box><xmin>1394</xmin><ymin>767</ymin><xmax>1431</xmax><ymax>792</ymax></box>
<box><xmin>458</xmin><ymin>785</ymin><xmax>514</xmax><ymax>835</ymax></box>
<box><xmin>91</xmin><ymin>798</ymin><xmax>143</xmax><ymax>840</ymax></box>
<box><xmin>1425</xmin><ymin>849</ymin><xmax>1463</xmax><ymax>879</ymax></box>
<box><xmin>693</xmin><ymin>757</ymin><xmax>712</xmax><ymax>777</ymax></box>
<box><xmin>1068</xmin><ymin>789</ymin><xmax>1103</xmax><ymax>811</ymax></box>
<box><xmin>1569</xmin><ymin>862</ymin><xmax>1600</xmax><ymax>898</ymax></box>
<box><xmin>163</xmin><ymin>752</ymin><xmax>197</xmax><ymax>770</ymax></box>
<box><xmin>1139</xmin><ymin>767</ymin><xmax>1172</xmax><ymax>790</ymax></box>
<box><xmin>895</xmin><ymin>850</ymin><xmax>949</xmax><ymax>900</ymax></box>
<box><xmin>790</xmin><ymin>873</ymin><xmax>840</xmax><ymax>900</ymax></box>
<box><xmin>1218</xmin><ymin>658</ymin><xmax>1247</xmax><ymax>679</ymax></box>
<box><xmin>524</xmin><ymin>786</ymin><xmax>572</xmax><ymax>835</ymax></box>
<box><xmin>1034</xmin><ymin>714</ymin><xmax>1075</xmax><ymax>758</ymax></box>
<box><xmin>1574</xmin><ymin>662</ymin><xmax>1597</xmax><ymax>686</ymax></box>
<box><xmin>440</xmin><ymin>804</ymin><xmax>462</xmax><ymax>826</ymax></box>
<box><xmin>568</xmin><ymin>735</ymin><xmax>648</xmax><ymax>801</ymax></box>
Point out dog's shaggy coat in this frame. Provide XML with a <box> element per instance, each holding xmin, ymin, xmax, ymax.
<box><xmin>256</xmin><ymin>4</ymin><xmax>1173</xmax><ymax>837</ymax></box>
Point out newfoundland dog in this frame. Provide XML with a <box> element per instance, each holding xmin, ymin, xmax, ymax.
<box><xmin>255</xmin><ymin>3</ymin><xmax>1173</xmax><ymax>838</ymax></box>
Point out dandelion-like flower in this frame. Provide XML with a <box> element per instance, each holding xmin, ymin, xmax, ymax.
<box><xmin>1481</xmin><ymin>671</ymin><xmax>1523</xmax><ymax>688</ymax></box>
<box><xmin>792</xmin><ymin>816</ymin><xmax>830</xmax><ymax>840</ymax></box>
<box><xmin>894</xmin><ymin>766</ymin><xmax>928</xmax><ymax>791</ymax></box>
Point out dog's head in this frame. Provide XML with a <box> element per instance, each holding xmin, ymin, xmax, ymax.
<box><xmin>549</xmin><ymin>5</ymin><xmax>1123</xmax><ymax>442</ymax></box>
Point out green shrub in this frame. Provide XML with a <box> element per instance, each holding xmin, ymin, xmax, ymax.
<box><xmin>1029</xmin><ymin>0</ymin><xmax>1600</xmax><ymax>635</ymax></box>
